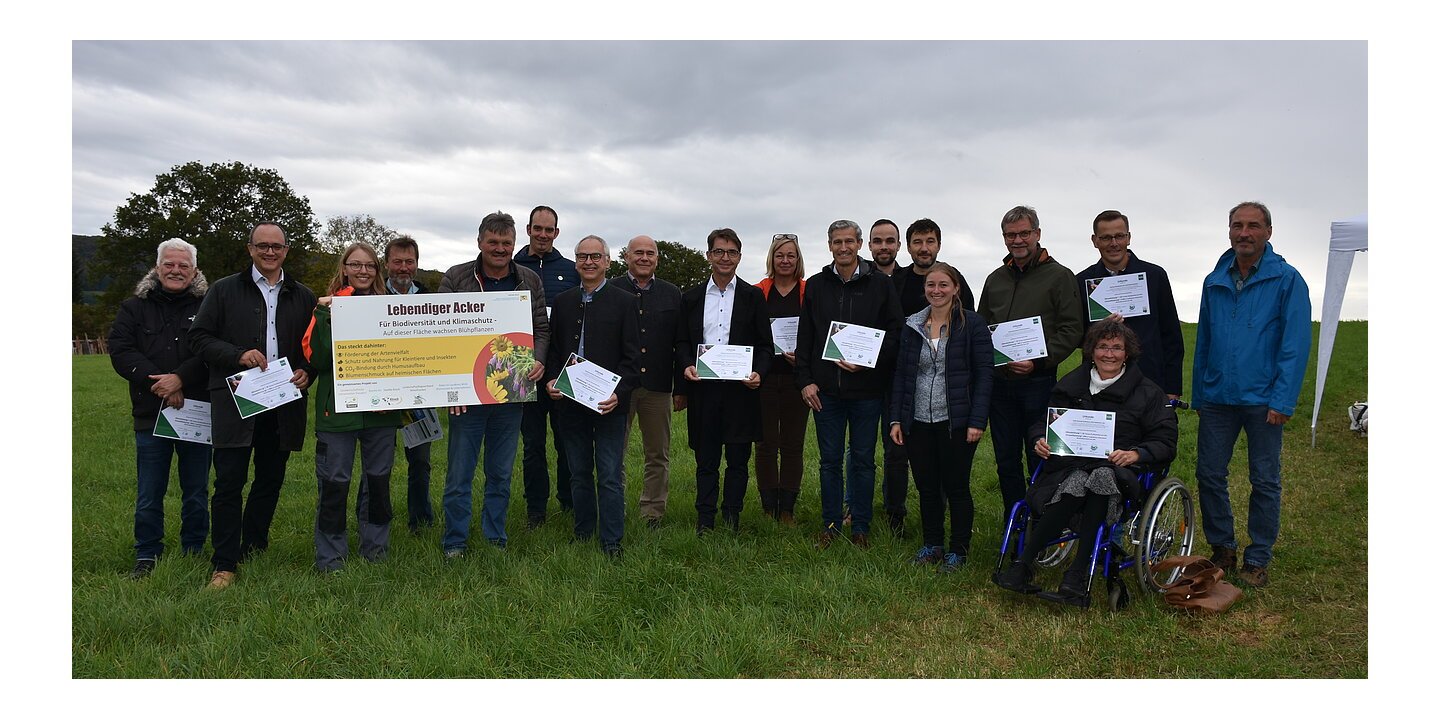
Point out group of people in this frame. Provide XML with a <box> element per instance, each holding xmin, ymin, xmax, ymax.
<box><xmin>109</xmin><ymin>201</ymin><xmax>1311</xmax><ymax>605</ymax></box>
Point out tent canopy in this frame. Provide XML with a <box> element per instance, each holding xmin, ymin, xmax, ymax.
<box><xmin>1310</xmin><ymin>213</ymin><xmax>1368</xmax><ymax>446</ymax></box>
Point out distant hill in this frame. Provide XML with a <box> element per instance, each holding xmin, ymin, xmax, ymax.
<box><xmin>73</xmin><ymin>234</ymin><xmax>108</xmax><ymax>304</ymax></box>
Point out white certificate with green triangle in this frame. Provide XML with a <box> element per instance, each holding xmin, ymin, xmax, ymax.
<box><xmin>1045</xmin><ymin>407</ymin><xmax>1115</xmax><ymax>459</ymax></box>
<box><xmin>555</xmin><ymin>353</ymin><xmax>620</xmax><ymax>413</ymax></box>
<box><xmin>153</xmin><ymin>399</ymin><xmax>212</xmax><ymax>445</ymax></box>
<box><xmin>1085</xmin><ymin>274</ymin><xmax>1151</xmax><ymax>321</ymax></box>
<box><xmin>988</xmin><ymin>316</ymin><xmax>1048</xmax><ymax>366</ymax></box>
<box><xmin>696</xmin><ymin>343</ymin><xmax>753</xmax><ymax>380</ymax></box>
<box><xmin>820</xmin><ymin>321</ymin><xmax>884</xmax><ymax>368</ymax></box>
<box><xmin>226</xmin><ymin>357</ymin><xmax>304</xmax><ymax>419</ymax></box>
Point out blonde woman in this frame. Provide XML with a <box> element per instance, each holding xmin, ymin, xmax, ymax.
<box><xmin>754</xmin><ymin>233</ymin><xmax>808</xmax><ymax>524</ymax></box>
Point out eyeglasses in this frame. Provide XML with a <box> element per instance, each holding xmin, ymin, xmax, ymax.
<box><xmin>575</xmin><ymin>252</ymin><xmax>608</xmax><ymax>263</ymax></box>
<box><xmin>1002</xmin><ymin>229</ymin><xmax>1037</xmax><ymax>242</ymax></box>
<box><xmin>249</xmin><ymin>242</ymin><xmax>290</xmax><ymax>254</ymax></box>
<box><xmin>1094</xmin><ymin>343</ymin><xmax>1127</xmax><ymax>354</ymax></box>
<box><xmin>773</xmin><ymin>233</ymin><xmax>798</xmax><ymax>242</ymax></box>
<box><xmin>708</xmin><ymin>249</ymin><xmax>740</xmax><ymax>259</ymax></box>
<box><xmin>1096</xmin><ymin>232</ymin><xmax>1131</xmax><ymax>244</ymax></box>
<box><xmin>344</xmin><ymin>262</ymin><xmax>378</xmax><ymax>272</ymax></box>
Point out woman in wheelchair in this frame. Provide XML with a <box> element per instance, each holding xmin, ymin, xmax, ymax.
<box><xmin>992</xmin><ymin>319</ymin><xmax>1177</xmax><ymax>606</ymax></box>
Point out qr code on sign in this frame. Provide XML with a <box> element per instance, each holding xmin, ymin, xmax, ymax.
<box><xmin>447</xmin><ymin>391</ymin><xmax>459</xmax><ymax>403</ymax></box>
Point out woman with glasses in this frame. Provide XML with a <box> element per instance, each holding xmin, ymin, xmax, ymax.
<box><xmin>888</xmin><ymin>262</ymin><xmax>992</xmax><ymax>572</ymax></box>
<box><xmin>754</xmin><ymin>233</ymin><xmax>808</xmax><ymax>524</ymax></box>
<box><xmin>992</xmin><ymin>319</ymin><xmax>1177</xmax><ymax>607</ymax></box>
<box><xmin>302</xmin><ymin>242</ymin><xmax>404</xmax><ymax>572</ymax></box>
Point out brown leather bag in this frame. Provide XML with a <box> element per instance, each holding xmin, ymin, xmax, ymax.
<box><xmin>1152</xmin><ymin>555</ymin><xmax>1243</xmax><ymax>614</ymax></box>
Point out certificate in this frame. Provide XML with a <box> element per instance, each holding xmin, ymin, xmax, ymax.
<box><xmin>696</xmin><ymin>344</ymin><xmax>754</xmax><ymax>380</ymax></box>
<box><xmin>1045</xmin><ymin>407</ymin><xmax>1116</xmax><ymax>459</ymax></box>
<box><xmin>1085</xmin><ymin>274</ymin><xmax>1152</xmax><ymax>321</ymax></box>
<box><xmin>770</xmin><ymin>317</ymin><xmax>799</xmax><ymax>355</ymax></box>
<box><xmin>555</xmin><ymin>353</ymin><xmax>621</xmax><ymax>412</ymax></box>
<box><xmin>153</xmin><ymin>399</ymin><xmax>212</xmax><ymax>445</ymax></box>
<box><xmin>400</xmin><ymin>408</ymin><xmax>443</xmax><ymax>449</ymax></box>
<box><xmin>227</xmin><ymin>357</ymin><xmax>304</xmax><ymax>419</ymax></box>
<box><xmin>329</xmin><ymin>291</ymin><xmax>539</xmax><ymax>412</ymax></box>
<box><xmin>988</xmin><ymin>316</ymin><xmax>1049</xmax><ymax>366</ymax></box>
<box><xmin>820</xmin><ymin>321</ymin><xmax>884</xmax><ymax>368</ymax></box>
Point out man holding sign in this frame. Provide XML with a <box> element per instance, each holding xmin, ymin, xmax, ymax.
<box><xmin>546</xmin><ymin>235</ymin><xmax>641</xmax><ymax>558</ymax></box>
<box><xmin>110</xmin><ymin>239</ymin><xmax>212</xmax><ymax>579</ymax></box>
<box><xmin>795</xmin><ymin>219</ymin><xmax>903</xmax><ymax>548</ymax></box>
<box><xmin>1075</xmin><ymin>210</ymin><xmax>1184</xmax><ymax>398</ymax></box>
<box><xmin>678</xmin><ymin>228</ymin><xmax>771</xmax><ymax>534</ymax></box>
<box><xmin>189</xmin><ymin>222</ymin><xmax>317</xmax><ymax>589</ymax></box>
<box><xmin>977</xmin><ymin>206</ymin><xmax>1085</xmax><ymax>517</ymax></box>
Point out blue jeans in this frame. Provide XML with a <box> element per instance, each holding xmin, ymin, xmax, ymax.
<box><xmin>404</xmin><ymin>441</ymin><xmax>434</xmax><ymax>530</ymax></box>
<box><xmin>814</xmin><ymin>394</ymin><xmax>882</xmax><ymax>534</ymax></box>
<box><xmin>1195</xmin><ymin>404</ymin><xmax>1284</xmax><ymax>567</ymax></box>
<box><xmin>988</xmin><ymin>371</ymin><xmax>1056</xmax><ymax>513</ymax></box>
<box><xmin>134</xmin><ymin>431</ymin><xmax>211</xmax><ymax>560</ymax></box>
<box><xmin>443</xmin><ymin>404</ymin><xmax>523</xmax><ymax>551</ymax></box>
<box><xmin>558</xmin><ymin>404</ymin><xmax>627</xmax><ymax>549</ymax></box>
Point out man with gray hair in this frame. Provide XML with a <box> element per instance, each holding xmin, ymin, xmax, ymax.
<box><xmin>110</xmin><ymin>239</ymin><xmax>211</xmax><ymax>579</ymax></box>
<box><xmin>384</xmin><ymin>235</ymin><xmax>438</xmax><ymax>533</ymax></box>
<box><xmin>545</xmin><ymin>235</ymin><xmax>641</xmax><ymax>558</ymax></box>
<box><xmin>977</xmin><ymin>206</ymin><xmax>1084</xmax><ymax>519</ymax></box>
<box><xmin>795</xmin><ymin>219</ymin><xmax>903</xmax><ymax>548</ymax></box>
<box><xmin>437</xmin><ymin>211</ymin><xmax>550</xmax><ymax>558</ymax></box>
<box><xmin>611</xmin><ymin>235</ymin><xmax>685</xmax><ymax>529</ymax></box>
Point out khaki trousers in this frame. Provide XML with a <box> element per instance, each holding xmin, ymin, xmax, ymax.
<box><xmin>626</xmin><ymin>387</ymin><xmax>673</xmax><ymax>519</ymax></box>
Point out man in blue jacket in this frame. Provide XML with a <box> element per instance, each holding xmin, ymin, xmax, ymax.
<box><xmin>514</xmin><ymin>205</ymin><xmax>579</xmax><ymax>527</ymax></box>
<box><xmin>1193</xmin><ymin>201</ymin><xmax>1311</xmax><ymax>589</ymax></box>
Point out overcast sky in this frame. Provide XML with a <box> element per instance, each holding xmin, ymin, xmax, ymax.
<box><xmin>72</xmin><ymin>41</ymin><xmax>1366</xmax><ymax>320</ymax></box>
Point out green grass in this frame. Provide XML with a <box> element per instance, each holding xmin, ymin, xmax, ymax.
<box><xmin>72</xmin><ymin>322</ymin><xmax>1368</xmax><ymax>678</ymax></box>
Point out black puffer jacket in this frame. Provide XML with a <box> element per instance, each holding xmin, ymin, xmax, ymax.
<box><xmin>1025</xmin><ymin>362</ymin><xmax>1177</xmax><ymax>509</ymax></box>
<box><xmin>109</xmin><ymin>270</ymin><xmax>209</xmax><ymax>432</ymax></box>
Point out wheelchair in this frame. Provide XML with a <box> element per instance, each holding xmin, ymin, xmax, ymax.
<box><xmin>994</xmin><ymin>460</ymin><xmax>1195</xmax><ymax>611</ymax></box>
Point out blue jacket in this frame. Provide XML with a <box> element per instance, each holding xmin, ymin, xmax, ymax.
<box><xmin>1192</xmin><ymin>242</ymin><xmax>1311</xmax><ymax>415</ymax></box>
<box><xmin>889</xmin><ymin>305</ymin><xmax>994</xmax><ymax>435</ymax></box>
<box><xmin>514</xmin><ymin>245</ymin><xmax>578</xmax><ymax>308</ymax></box>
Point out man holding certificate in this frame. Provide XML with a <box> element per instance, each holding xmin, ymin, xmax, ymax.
<box><xmin>678</xmin><ymin>228</ymin><xmax>771</xmax><ymax>535</ymax></box>
<box><xmin>110</xmin><ymin>239</ymin><xmax>212</xmax><ymax>579</ymax></box>
<box><xmin>977</xmin><ymin>206</ymin><xmax>1085</xmax><ymax>519</ymax></box>
<box><xmin>1075</xmin><ymin>210</ymin><xmax>1185</xmax><ymax>398</ymax></box>
<box><xmin>546</xmin><ymin>235</ymin><xmax>641</xmax><ymax>558</ymax></box>
<box><xmin>189</xmin><ymin>222</ymin><xmax>317</xmax><ymax>589</ymax></box>
<box><xmin>795</xmin><ymin>219</ymin><xmax>903</xmax><ymax>548</ymax></box>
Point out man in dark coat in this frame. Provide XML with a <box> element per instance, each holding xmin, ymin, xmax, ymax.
<box><xmin>677</xmin><ymin>228</ymin><xmax>772</xmax><ymax>534</ymax></box>
<box><xmin>545</xmin><ymin>235</ymin><xmax>642</xmax><ymax>557</ymax></box>
<box><xmin>188</xmin><ymin>222</ymin><xmax>317</xmax><ymax>589</ymax></box>
<box><xmin>109</xmin><ymin>238</ymin><xmax>211</xmax><ymax>579</ymax></box>
<box><xmin>795</xmin><ymin>219</ymin><xmax>903</xmax><ymax>548</ymax></box>
<box><xmin>1074</xmin><ymin>210</ymin><xmax>1184</xmax><ymax>397</ymax></box>
<box><xmin>383</xmin><ymin>235</ymin><xmax>439</xmax><ymax>532</ymax></box>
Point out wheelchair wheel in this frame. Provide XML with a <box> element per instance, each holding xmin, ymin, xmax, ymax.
<box><xmin>1025</xmin><ymin>516</ymin><xmax>1077</xmax><ymax>569</ymax></box>
<box><xmin>1107</xmin><ymin>577</ymin><xmax>1130</xmax><ymax>611</ymax></box>
<box><xmin>1134</xmin><ymin>477</ymin><xmax>1195</xmax><ymax>592</ymax></box>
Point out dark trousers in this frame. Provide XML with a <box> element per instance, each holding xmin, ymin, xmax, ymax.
<box><xmin>755</xmin><ymin>372</ymin><xmax>807</xmax><ymax>512</ymax></box>
<box><xmin>522</xmin><ymin>391</ymin><xmax>571</xmax><ymax>516</ymax></box>
<box><xmin>1022</xmin><ymin>491</ymin><xmax>1108</xmax><ymax>574</ymax></box>
<box><xmin>905</xmin><ymin>421</ymin><xmax>979</xmax><ymax>555</ymax></box>
<box><xmin>210</xmin><ymin>412</ymin><xmax>291</xmax><ymax>573</ymax></box>
<box><xmin>988</xmin><ymin>371</ymin><xmax>1057</xmax><ymax>513</ymax></box>
<box><xmin>696</xmin><ymin>437</ymin><xmax>751</xmax><ymax>528</ymax></box>
<box><xmin>880</xmin><ymin>389</ymin><xmax>909</xmax><ymax>520</ymax></box>
<box><xmin>558</xmin><ymin>404</ymin><xmax>627</xmax><ymax>549</ymax></box>
<box><xmin>404</xmin><ymin>440</ymin><xmax>434</xmax><ymax>529</ymax></box>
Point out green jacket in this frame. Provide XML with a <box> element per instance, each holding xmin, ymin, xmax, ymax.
<box><xmin>304</xmin><ymin>299</ymin><xmax>404</xmax><ymax>433</ymax></box>
<box><xmin>977</xmin><ymin>248</ymin><xmax>1085</xmax><ymax>375</ymax></box>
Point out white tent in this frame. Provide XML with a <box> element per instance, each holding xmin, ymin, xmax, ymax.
<box><xmin>1310</xmin><ymin>213</ymin><xmax>1368</xmax><ymax>446</ymax></box>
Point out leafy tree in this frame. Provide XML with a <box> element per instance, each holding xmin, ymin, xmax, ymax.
<box><xmin>93</xmin><ymin>161</ymin><xmax>320</xmax><ymax>314</ymax></box>
<box><xmin>320</xmin><ymin>214</ymin><xmax>399</xmax><ymax>255</ymax></box>
<box><xmin>606</xmin><ymin>240</ymin><xmax>712</xmax><ymax>290</ymax></box>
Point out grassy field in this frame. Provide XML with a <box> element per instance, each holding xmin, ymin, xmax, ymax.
<box><xmin>71</xmin><ymin>322</ymin><xmax>1368</xmax><ymax>678</ymax></box>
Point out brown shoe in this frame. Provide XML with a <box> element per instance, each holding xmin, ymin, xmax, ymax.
<box><xmin>852</xmin><ymin>532</ymin><xmax>870</xmax><ymax>548</ymax></box>
<box><xmin>1209</xmin><ymin>546</ymin><xmax>1237</xmax><ymax>574</ymax></box>
<box><xmin>1237</xmin><ymin>564</ymin><xmax>1269</xmax><ymax>588</ymax></box>
<box><xmin>777</xmin><ymin>510</ymin><xmax>797</xmax><ymax>526</ymax></box>
<box><xmin>815</xmin><ymin>527</ymin><xmax>839</xmax><ymax>549</ymax></box>
<box><xmin>206</xmin><ymin>570</ymin><xmax>236</xmax><ymax>590</ymax></box>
